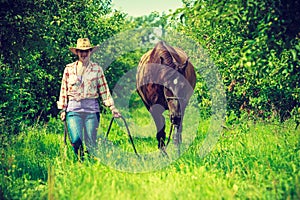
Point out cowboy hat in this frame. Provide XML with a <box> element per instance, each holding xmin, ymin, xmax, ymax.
<box><xmin>69</xmin><ymin>38</ymin><xmax>99</xmax><ymax>55</ymax></box>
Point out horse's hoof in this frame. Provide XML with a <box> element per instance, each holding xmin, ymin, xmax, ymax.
<box><xmin>159</xmin><ymin>147</ymin><xmax>169</xmax><ymax>157</ymax></box>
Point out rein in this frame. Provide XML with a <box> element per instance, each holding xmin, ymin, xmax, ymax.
<box><xmin>159</xmin><ymin>123</ymin><xmax>177</xmax><ymax>157</ymax></box>
<box><xmin>63</xmin><ymin>120</ymin><xmax>71</xmax><ymax>145</ymax></box>
<box><xmin>166</xmin><ymin>123</ymin><xmax>175</xmax><ymax>146</ymax></box>
<box><xmin>105</xmin><ymin>116</ymin><xmax>176</xmax><ymax>157</ymax></box>
<box><xmin>64</xmin><ymin>114</ymin><xmax>176</xmax><ymax>158</ymax></box>
<box><xmin>105</xmin><ymin>116</ymin><xmax>139</xmax><ymax>157</ymax></box>
<box><xmin>63</xmin><ymin>114</ymin><xmax>139</xmax><ymax>157</ymax></box>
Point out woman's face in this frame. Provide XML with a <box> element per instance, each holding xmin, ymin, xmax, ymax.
<box><xmin>77</xmin><ymin>49</ymin><xmax>91</xmax><ymax>63</ymax></box>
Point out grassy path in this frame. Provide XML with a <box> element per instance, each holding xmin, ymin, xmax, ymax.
<box><xmin>1</xmin><ymin>118</ymin><xmax>299</xmax><ymax>199</ymax></box>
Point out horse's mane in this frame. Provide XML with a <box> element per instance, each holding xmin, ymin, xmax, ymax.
<box><xmin>149</xmin><ymin>41</ymin><xmax>182</xmax><ymax>68</ymax></box>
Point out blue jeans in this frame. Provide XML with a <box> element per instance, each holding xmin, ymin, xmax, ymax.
<box><xmin>66</xmin><ymin>112</ymin><xmax>100</xmax><ymax>158</ymax></box>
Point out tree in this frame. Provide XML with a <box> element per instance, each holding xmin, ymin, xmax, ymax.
<box><xmin>0</xmin><ymin>0</ymin><xmax>128</xmax><ymax>133</ymax></box>
<box><xmin>173</xmin><ymin>0</ymin><xmax>300</xmax><ymax>121</ymax></box>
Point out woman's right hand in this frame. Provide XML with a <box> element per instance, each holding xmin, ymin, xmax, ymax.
<box><xmin>60</xmin><ymin>111</ymin><xmax>66</xmax><ymax>121</ymax></box>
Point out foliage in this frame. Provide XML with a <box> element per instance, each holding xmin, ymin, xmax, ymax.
<box><xmin>0</xmin><ymin>0</ymin><xmax>128</xmax><ymax>133</ymax></box>
<box><xmin>173</xmin><ymin>0</ymin><xmax>300</xmax><ymax>121</ymax></box>
<box><xmin>1</xmin><ymin>1</ymin><xmax>300</xmax><ymax>198</ymax></box>
<box><xmin>1</xmin><ymin>0</ymin><xmax>300</xmax><ymax>135</ymax></box>
<box><xmin>0</xmin><ymin>123</ymin><xmax>62</xmax><ymax>199</ymax></box>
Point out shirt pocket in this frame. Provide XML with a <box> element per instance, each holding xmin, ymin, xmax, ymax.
<box><xmin>85</xmin><ymin>73</ymin><xmax>98</xmax><ymax>94</ymax></box>
<box><xmin>68</xmin><ymin>75</ymin><xmax>81</xmax><ymax>94</ymax></box>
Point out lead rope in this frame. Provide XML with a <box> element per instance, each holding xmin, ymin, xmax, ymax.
<box><xmin>63</xmin><ymin>120</ymin><xmax>70</xmax><ymax>145</ymax></box>
<box><xmin>158</xmin><ymin>124</ymin><xmax>174</xmax><ymax>157</ymax></box>
<box><xmin>105</xmin><ymin>116</ymin><xmax>139</xmax><ymax>157</ymax></box>
<box><xmin>105</xmin><ymin>116</ymin><xmax>175</xmax><ymax>157</ymax></box>
<box><xmin>166</xmin><ymin>124</ymin><xmax>174</xmax><ymax>146</ymax></box>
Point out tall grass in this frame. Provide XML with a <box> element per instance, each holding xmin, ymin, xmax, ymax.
<box><xmin>1</xmin><ymin>115</ymin><xmax>299</xmax><ymax>199</ymax></box>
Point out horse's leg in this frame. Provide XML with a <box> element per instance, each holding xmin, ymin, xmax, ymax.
<box><xmin>173</xmin><ymin>124</ymin><xmax>182</xmax><ymax>156</ymax></box>
<box><xmin>173</xmin><ymin>112</ymin><xmax>184</xmax><ymax>156</ymax></box>
<box><xmin>149</xmin><ymin>104</ymin><xmax>166</xmax><ymax>150</ymax></box>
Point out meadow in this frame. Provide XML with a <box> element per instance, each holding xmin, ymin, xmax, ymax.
<box><xmin>1</xmin><ymin>1</ymin><xmax>299</xmax><ymax>199</ymax></box>
<box><xmin>1</xmin><ymin>106</ymin><xmax>299</xmax><ymax>200</ymax></box>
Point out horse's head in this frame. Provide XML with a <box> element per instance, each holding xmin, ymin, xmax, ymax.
<box><xmin>161</xmin><ymin>58</ymin><xmax>190</xmax><ymax>127</ymax></box>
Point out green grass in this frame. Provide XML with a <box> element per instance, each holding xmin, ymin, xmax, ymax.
<box><xmin>1</xmin><ymin>114</ymin><xmax>299</xmax><ymax>199</ymax></box>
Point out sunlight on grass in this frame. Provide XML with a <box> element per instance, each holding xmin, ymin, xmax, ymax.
<box><xmin>1</xmin><ymin>117</ymin><xmax>299</xmax><ymax>199</ymax></box>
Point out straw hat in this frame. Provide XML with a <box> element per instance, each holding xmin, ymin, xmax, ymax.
<box><xmin>69</xmin><ymin>38</ymin><xmax>99</xmax><ymax>55</ymax></box>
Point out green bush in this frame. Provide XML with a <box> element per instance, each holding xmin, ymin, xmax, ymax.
<box><xmin>174</xmin><ymin>0</ymin><xmax>300</xmax><ymax>121</ymax></box>
<box><xmin>0</xmin><ymin>0</ymin><xmax>129</xmax><ymax>134</ymax></box>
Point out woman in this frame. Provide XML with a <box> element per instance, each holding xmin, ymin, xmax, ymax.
<box><xmin>57</xmin><ymin>38</ymin><xmax>121</xmax><ymax>160</ymax></box>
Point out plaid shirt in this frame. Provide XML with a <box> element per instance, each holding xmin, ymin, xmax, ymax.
<box><xmin>57</xmin><ymin>61</ymin><xmax>114</xmax><ymax>110</ymax></box>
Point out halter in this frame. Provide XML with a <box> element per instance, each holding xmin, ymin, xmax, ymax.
<box><xmin>163</xmin><ymin>84</ymin><xmax>187</xmax><ymax>103</ymax></box>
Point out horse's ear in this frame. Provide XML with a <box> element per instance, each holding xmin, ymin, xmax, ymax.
<box><xmin>185</xmin><ymin>58</ymin><xmax>189</xmax><ymax>67</ymax></box>
<box><xmin>160</xmin><ymin>56</ymin><xmax>164</xmax><ymax>64</ymax></box>
<box><xmin>181</xmin><ymin>57</ymin><xmax>189</xmax><ymax>71</ymax></box>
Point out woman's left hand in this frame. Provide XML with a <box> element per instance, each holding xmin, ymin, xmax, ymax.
<box><xmin>110</xmin><ymin>105</ymin><xmax>121</xmax><ymax>118</ymax></box>
<box><xmin>112</xmin><ymin>109</ymin><xmax>121</xmax><ymax>118</ymax></box>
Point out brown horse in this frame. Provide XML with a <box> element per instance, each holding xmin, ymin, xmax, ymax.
<box><xmin>136</xmin><ymin>41</ymin><xmax>196</xmax><ymax>153</ymax></box>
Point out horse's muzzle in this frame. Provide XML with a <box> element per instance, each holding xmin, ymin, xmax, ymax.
<box><xmin>170</xmin><ymin>114</ymin><xmax>182</xmax><ymax>126</ymax></box>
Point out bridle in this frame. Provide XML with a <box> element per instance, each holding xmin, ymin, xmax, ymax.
<box><xmin>163</xmin><ymin>85</ymin><xmax>187</xmax><ymax>106</ymax></box>
<box><xmin>162</xmin><ymin>83</ymin><xmax>187</xmax><ymax>154</ymax></box>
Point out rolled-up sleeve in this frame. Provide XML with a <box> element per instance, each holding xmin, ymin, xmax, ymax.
<box><xmin>97</xmin><ymin>67</ymin><xmax>114</xmax><ymax>107</ymax></box>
